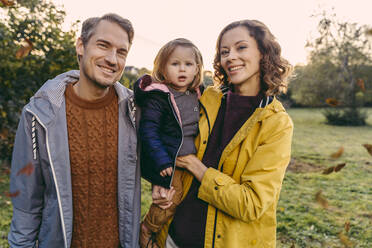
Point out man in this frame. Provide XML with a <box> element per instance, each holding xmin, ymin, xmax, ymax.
<box><xmin>8</xmin><ymin>13</ymin><xmax>140</xmax><ymax>248</ymax></box>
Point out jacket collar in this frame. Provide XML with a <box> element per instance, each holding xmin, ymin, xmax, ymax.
<box><xmin>27</xmin><ymin>70</ymin><xmax>132</xmax><ymax>127</ymax></box>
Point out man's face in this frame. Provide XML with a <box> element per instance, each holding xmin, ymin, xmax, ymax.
<box><xmin>76</xmin><ymin>20</ymin><xmax>130</xmax><ymax>88</ymax></box>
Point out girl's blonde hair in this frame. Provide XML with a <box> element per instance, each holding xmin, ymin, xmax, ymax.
<box><xmin>152</xmin><ymin>38</ymin><xmax>204</xmax><ymax>90</ymax></box>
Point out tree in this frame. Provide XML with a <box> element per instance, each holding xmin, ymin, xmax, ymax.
<box><xmin>290</xmin><ymin>10</ymin><xmax>372</xmax><ymax>125</ymax></box>
<box><xmin>0</xmin><ymin>0</ymin><xmax>78</xmax><ymax>164</ymax></box>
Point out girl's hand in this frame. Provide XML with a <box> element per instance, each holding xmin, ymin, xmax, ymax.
<box><xmin>176</xmin><ymin>155</ymin><xmax>207</xmax><ymax>182</ymax></box>
<box><xmin>160</xmin><ymin>167</ymin><xmax>173</xmax><ymax>177</ymax></box>
<box><xmin>152</xmin><ymin>185</ymin><xmax>176</xmax><ymax>210</ymax></box>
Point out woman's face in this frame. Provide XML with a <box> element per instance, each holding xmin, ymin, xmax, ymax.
<box><xmin>220</xmin><ymin>26</ymin><xmax>262</xmax><ymax>95</ymax></box>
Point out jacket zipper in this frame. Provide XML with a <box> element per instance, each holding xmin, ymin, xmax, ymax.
<box><xmin>25</xmin><ymin>109</ymin><xmax>68</xmax><ymax>248</ymax></box>
<box><xmin>167</xmin><ymin>93</ymin><xmax>183</xmax><ymax>188</ymax></box>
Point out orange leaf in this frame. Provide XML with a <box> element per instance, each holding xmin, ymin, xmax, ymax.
<box><xmin>16</xmin><ymin>162</ymin><xmax>34</xmax><ymax>176</ymax></box>
<box><xmin>0</xmin><ymin>0</ymin><xmax>15</xmax><ymax>6</ymax></box>
<box><xmin>0</xmin><ymin>128</ymin><xmax>9</xmax><ymax>139</ymax></box>
<box><xmin>315</xmin><ymin>190</ymin><xmax>328</xmax><ymax>209</ymax></box>
<box><xmin>325</xmin><ymin>98</ymin><xmax>340</xmax><ymax>107</ymax></box>
<box><xmin>3</xmin><ymin>168</ymin><xmax>11</xmax><ymax>175</ymax></box>
<box><xmin>5</xmin><ymin>190</ymin><xmax>20</xmax><ymax>198</ymax></box>
<box><xmin>344</xmin><ymin>221</ymin><xmax>350</xmax><ymax>233</ymax></box>
<box><xmin>334</xmin><ymin>163</ymin><xmax>346</xmax><ymax>172</ymax></box>
<box><xmin>331</xmin><ymin>146</ymin><xmax>344</xmax><ymax>159</ymax></box>
<box><xmin>15</xmin><ymin>39</ymin><xmax>33</xmax><ymax>59</ymax></box>
<box><xmin>362</xmin><ymin>144</ymin><xmax>372</xmax><ymax>156</ymax></box>
<box><xmin>322</xmin><ymin>166</ymin><xmax>335</xmax><ymax>175</ymax></box>
<box><xmin>338</xmin><ymin>232</ymin><xmax>353</xmax><ymax>247</ymax></box>
<box><xmin>356</xmin><ymin>79</ymin><xmax>365</xmax><ymax>92</ymax></box>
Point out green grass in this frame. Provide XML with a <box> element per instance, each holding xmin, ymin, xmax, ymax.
<box><xmin>1</xmin><ymin>108</ymin><xmax>372</xmax><ymax>248</ymax></box>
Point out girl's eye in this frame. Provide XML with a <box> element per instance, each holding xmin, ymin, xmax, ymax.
<box><xmin>238</xmin><ymin>45</ymin><xmax>247</xmax><ymax>50</ymax></box>
<box><xmin>186</xmin><ymin>62</ymin><xmax>194</xmax><ymax>66</ymax></box>
<box><xmin>171</xmin><ymin>62</ymin><xmax>178</xmax><ymax>66</ymax></box>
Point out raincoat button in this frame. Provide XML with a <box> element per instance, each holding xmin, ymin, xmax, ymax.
<box><xmin>203</xmin><ymin>140</ymin><xmax>207</xmax><ymax>144</ymax></box>
<box><xmin>200</xmin><ymin>113</ymin><xmax>203</xmax><ymax>117</ymax></box>
<box><xmin>214</xmin><ymin>186</ymin><xmax>218</xmax><ymax>190</ymax></box>
<box><xmin>217</xmin><ymin>234</ymin><xmax>221</xmax><ymax>238</ymax></box>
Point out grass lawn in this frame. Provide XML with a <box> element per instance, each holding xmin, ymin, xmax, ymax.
<box><xmin>1</xmin><ymin>108</ymin><xmax>371</xmax><ymax>247</ymax></box>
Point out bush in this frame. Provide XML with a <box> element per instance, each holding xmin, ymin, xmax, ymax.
<box><xmin>323</xmin><ymin>108</ymin><xmax>367</xmax><ymax>126</ymax></box>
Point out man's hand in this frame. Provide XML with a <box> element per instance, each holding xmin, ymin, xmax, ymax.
<box><xmin>152</xmin><ymin>185</ymin><xmax>176</xmax><ymax>209</ymax></box>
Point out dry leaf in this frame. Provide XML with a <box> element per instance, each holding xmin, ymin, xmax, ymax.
<box><xmin>356</xmin><ymin>79</ymin><xmax>365</xmax><ymax>92</ymax></box>
<box><xmin>16</xmin><ymin>162</ymin><xmax>34</xmax><ymax>176</ymax></box>
<box><xmin>5</xmin><ymin>190</ymin><xmax>20</xmax><ymax>198</ymax></box>
<box><xmin>325</xmin><ymin>98</ymin><xmax>340</xmax><ymax>107</ymax></box>
<box><xmin>0</xmin><ymin>0</ymin><xmax>15</xmax><ymax>6</ymax></box>
<box><xmin>362</xmin><ymin>144</ymin><xmax>372</xmax><ymax>156</ymax></box>
<box><xmin>344</xmin><ymin>221</ymin><xmax>350</xmax><ymax>233</ymax></box>
<box><xmin>290</xmin><ymin>242</ymin><xmax>296</xmax><ymax>248</ymax></box>
<box><xmin>315</xmin><ymin>190</ymin><xmax>328</xmax><ymax>209</ymax></box>
<box><xmin>334</xmin><ymin>163</ymin><xmax>346</xmax><ymax>172</ymax></box>
<box><xmin>338</xmin><ymin>232</ymin><xmax>353</xmax><ymax>247</ymax></box>
<box><xmin>16</xmin><ymin>39</ymin><xmax>33</xmax><ymax>59</ymax></box>
<box><xmin>366</xmin><ymin>28</ymin><xmax>372</xmax><ymax>36</ymax></box>
<box><xmin>3</xmin><ymin>168</ymin><xmax>11</xmax><ymax>175</ymax></box>
<box><xmin>322</xmin><ymin>166</ymin><xmax>335</xmax><ymax>175</ymax></box>
<box><xmin>0</xmin><ymin>128</ymin><xmax>9</xmax><ymax>139</ymax></box>
<box><xmin>331</xmin><ymin>146</ymin><xmax>344</xmax><ymax>159</ymax></box>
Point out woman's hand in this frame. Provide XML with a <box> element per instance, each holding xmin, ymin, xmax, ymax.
<box><xmin>152</xmin><ymin>185</ymin><xmax>176</xmax><ymax>209</ymax></box>
<box><xmin>176</xmin><ymin>154</ymin><xmax>208</xmax><ymax>182</ymax></box>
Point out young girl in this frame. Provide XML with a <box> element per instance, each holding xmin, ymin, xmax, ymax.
<box><xmin>134</xmin><ymin>38</ymin><xmax>204</xmax><ymax>248</ymax></box>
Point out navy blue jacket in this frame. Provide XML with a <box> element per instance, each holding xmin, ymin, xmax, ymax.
<box><xmin>134</xmin><ymin>75</ymin><xmax>183</xmax><ymax>188</ymax></box>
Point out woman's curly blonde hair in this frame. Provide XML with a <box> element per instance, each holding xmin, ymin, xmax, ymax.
<box><xmin>213</xmin><ymin>20</ymin><xmax>292</xmax><ymax>96</ymax></box>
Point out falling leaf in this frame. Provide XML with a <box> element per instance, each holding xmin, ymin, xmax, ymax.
<box><xmin>0</xmin><ymin>128</ymin><xmax>9</xmax><ymax>139</ymax></box>
<box><xmin>344</xmin><ymin>221</ymin><xmax>350</xmax><ymax>233</ymax></box>
<box><xmin>362</xmin><ymin>144</ymin><xmax>372</xmax><ymax>156</ymax></box>
<box><xmin>315</xmin><ymin>190</ymin><xmax>328</xmax><ymax>209</ymax></box>
<box><xmin>3</xmin><ymin>168</ymin><xmax>11</xmax><ymax>175</ymax></box>
<box><xmin>5</xmin><ymin>190</ymin><xmax>20</xmax><ymax>198</ymax></box>
<box><xmin>334</xmin><ymin>163</ymin><xmax>346</xmax><ymax>172</ymax></box>
<box><xmin>366</xmin><ymin>28</ymin><xmax>372</xmax><ymax>36</ymax></box>
<box><xmin>16</xmin><ymin>162</ymin><xmax>34</xmax><ymax>176</ymax></box>
<box><xmin>331</xmin><ymin>146</ymin><xmax>344</xmax><ymax>159</ymax></box>
<box><xmin>322</xmin><ymin>166</ymin><xmax>335</xmax><ymax>175</ymax></box>
<box><xmin>338</xmin><ymin>232</ymin><xmax>353</xmax><ymax>247</ymax></box>
<box><xmin>356</xmin><ymin>79</ymin><xmax>365</xmax><ymax>92</ymax></box>
<box><xmin>325</xmin><ymin>98</ymin><xmax>340</xmax><ymax>107</ymax></box>
<box><xmin>16</xmin><ymin>39</ymin><xmax>33</xmax><ymax>59</ymax></box>
<box><xmin>0</xmin><ymin>0</ymin><xmax>15</xmax><ymax>6</ymax></box>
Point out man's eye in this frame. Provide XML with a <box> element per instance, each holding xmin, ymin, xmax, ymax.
<box><xmin>98</xmin><ymin>43</ymin><xmax>108</xmax><ymax>48</ymax></box>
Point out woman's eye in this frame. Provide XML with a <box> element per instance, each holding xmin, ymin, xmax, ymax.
<box><xmin>238</xmin><ymin>46</ymin><xmax>247</xmax><ymax>50</ymax></box>
<box><xmin>221</xmin><ymin>50</ymin><xmax>229</xmax><ymax>56</ymax></box>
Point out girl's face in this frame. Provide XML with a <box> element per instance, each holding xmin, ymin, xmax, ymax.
<box><xmin>165</xmin><ymin>46</ymin><xmax>198</xmax><ymax>92</ymax></box>
<box><xmin>220</xmin><ymin>26</ymin><xmax>262</xmax><ymax>95</ymax></box>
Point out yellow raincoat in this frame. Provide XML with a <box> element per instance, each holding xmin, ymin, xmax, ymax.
<box><xmin>157</xmin><ymin>86</ymin><xmax>293</xmax><ymax>247</ymax></box>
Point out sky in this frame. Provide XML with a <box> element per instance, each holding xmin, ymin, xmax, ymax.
<box><xmin>53</xmin><ymin>0</ymin><xmax>372</xmax><ymax>71</ymax></box>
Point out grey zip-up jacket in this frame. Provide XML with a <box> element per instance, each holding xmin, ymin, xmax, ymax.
<box><xmin>8</xmin><ymin>70</ymin><xmax>140</xmax><ymax>248</ymax></box>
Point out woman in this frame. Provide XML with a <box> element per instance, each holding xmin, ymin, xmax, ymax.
<box><xmin>152</xmin><ymin>19</ymin><xmax>293</xmax><ymax>248</ymax></box>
